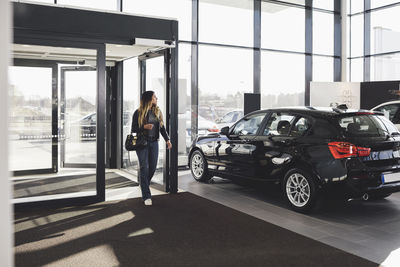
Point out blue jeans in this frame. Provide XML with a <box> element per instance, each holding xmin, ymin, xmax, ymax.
<box><xmin>136</xmin><ymin>140</ymin><xmax>159</xmax><ymax>200</ymax></box>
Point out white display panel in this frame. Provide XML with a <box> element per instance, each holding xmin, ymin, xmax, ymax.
<box><xmin>310</xmin><ymin>82</ymin><xmax>361</xmax><ymax>109</ymax></box>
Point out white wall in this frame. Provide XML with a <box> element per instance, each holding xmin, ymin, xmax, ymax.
<box><xmin>0</xmin><ymin>1</ymin><xmax>13</xmax><ymax>267</ymax></box>
<box><xmin>310</xmin><ymin>82</ymin><xmax>360</xmax><ymax>109</ymax></box>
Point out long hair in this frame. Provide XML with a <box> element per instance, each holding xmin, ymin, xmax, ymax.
<box><xmin>138</xmin><ymin>91</ymin><xmax>164</xmax><ymax>127</ymax></box>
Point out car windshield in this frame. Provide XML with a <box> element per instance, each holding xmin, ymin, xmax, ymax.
<box><xmin>337</xmin><ymin>114</ymin><xmax>399</xmax><ymax>137</ymax></box>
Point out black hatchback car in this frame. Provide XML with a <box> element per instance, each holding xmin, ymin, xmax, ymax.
<box><xmin>188</xmin><ymin>107</ymin><xmax>400</xmax><ymax>212</ymax></box>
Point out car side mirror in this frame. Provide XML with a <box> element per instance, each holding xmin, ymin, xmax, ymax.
<box><xmin>220</xmin><ymin>126</ymin><xmax>230</xmax><ymax>136</ymax></box>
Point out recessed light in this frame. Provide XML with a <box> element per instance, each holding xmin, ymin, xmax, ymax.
<box><xmin>115</xmin><ymin>45</ymin><xmax>123</xmax><ymax>48</ymax></box>
<box><xmin>21</xmin><ymin>45</ymin><xmax>31</xmax><ymax>47</ymax></box>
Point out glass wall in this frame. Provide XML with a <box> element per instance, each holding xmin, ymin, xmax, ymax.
<box><xmin>122</xmin><ymin>0</ymin><xmax>192</xmax><ymax>41</ymax></box>
<box><xmin>261</xmin><ymin>2</ymin><xmax>305</xmax><ymax>52</ymax></box>
<box><xmin>122</xmin><ymin>57</ymin><xmax>140</xmax><ymax>178</ymax></box>
<box><xmin>348</xmin><ymin>1</ymin><xmax>400</xmax><ymax>81</ymax></box>
<box><xmin>199</xmin><ymin>0</ymin><xmax>253</xmax><ymax>47</ymax></box>
<box><xmin>261</xmin><ymin>51</ymin><xmax>305</xmax><ymax>108</ymax></box>
<box><xmin>9</xmin><ymin>66</ymin><xmax>53</xmax><ymax>171</ymax></box>
<box><xmin>313</xmin><ymin>56</ymin><xmax>334</xmax><ymax>82</ymax></box>
<box><xmin>313</xmin><ymin>11</ymin><xmax>334</xmax><ymax>55</ymax></box>
<box><xmin>198</xmin><ymin>45</ymin><xmax>252</xmax><ymax>127</ymax></box>
<box><xmin>177</xmin><ymin>43</ymin><xmax>191</xmax><ymax>164</ymax></box>
<box><xmin>57</xmin><ymin>0</ymin><xmax>118</xmax><ymax>11</ymax></box>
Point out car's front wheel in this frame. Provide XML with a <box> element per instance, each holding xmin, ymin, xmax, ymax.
<box><xmin>190</xmin><ymin>150</ymin><xmax>212</xmax><ymax>182</ymax></box>
<box><xmin>283</xmin><ymin>169</ymin><xmax>319</xmax><ymax>213</ymax></box>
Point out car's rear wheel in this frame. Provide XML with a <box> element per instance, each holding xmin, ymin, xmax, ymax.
<box><xmin>283</xmin><ymin>169</ymin><xmax>318</xmax><ymax>213</ymax></box>
<box><xmin>190</xmin><ymin>150</ymin><xmax>212</xmax><ymax>182</ymax></box>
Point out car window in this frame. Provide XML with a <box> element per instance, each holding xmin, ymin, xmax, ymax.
<box><xmin>375</xmin><ymin>104</ymin><xmax>400</xmax><ymax>122</ymax></box>
<box><xmin>290</xmin><ymin>117</ymin><xmax>311</xmax><ymax>137</ymax></box>
<box><xmin>221</xmin><ymin>112</ymin><xmax>235</xmax><ymax>123</ymax></box>
<box><xmin>230</xmin><ymin>112</ymin><xmax>266</xmax><ymax>136</ymax></box>
<box><xmin>309</xmin><ymin>119</ymin><xmax>338</xmax><ymax>138</ymax></box>
<box><xmin>337</xmin><ymin>114</ymin><xmax>396</xmax><ymax>137</ymax></box>
<box><xmin>262</xmin><ymin>113</ymin><xmax>296</xmax><ymax>136</ymax></box>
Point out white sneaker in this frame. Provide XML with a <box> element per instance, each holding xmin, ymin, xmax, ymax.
<box><xmin>144</xmin><ymin>199</ymin><xmax>152</xmax><ymax>206</ymax></box>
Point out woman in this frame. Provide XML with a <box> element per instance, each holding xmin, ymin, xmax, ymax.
<box><xmin>131</xmin><ymin>91</ymin><xmax>172</xmax><ymax>206</ymax></box>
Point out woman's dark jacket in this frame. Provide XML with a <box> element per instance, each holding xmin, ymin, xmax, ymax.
<box><xmin>131</xmin><ymin>109</ymin><xmax>169</xmax><ymax>142</ymax></box>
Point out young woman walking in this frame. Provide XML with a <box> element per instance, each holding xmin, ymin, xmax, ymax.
<box><xmin>131</xmin><ymin>91</ymin><xmax>172</xmax><ymax>205</ymax></box>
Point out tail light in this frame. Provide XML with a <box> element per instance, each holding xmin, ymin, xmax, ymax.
<box><xmin>207</xmin><ymin>126</ymin><xmax>219</xmax><ymax>132</ymax></box>
<box><xmin>328</xmin><ymin>142</ymin><xmax>371</xmax><ymax>159</ymax></box>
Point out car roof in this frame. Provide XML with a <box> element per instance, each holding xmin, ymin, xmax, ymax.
<box><xmin>246</xmin><ymin>106</ymin><xmax>381</xmax><ymax>118</ymax></box>
<box><xmin>372</xmin><ymin>100</ymin><xmax>400</xmax><ymax>109</ymax></box>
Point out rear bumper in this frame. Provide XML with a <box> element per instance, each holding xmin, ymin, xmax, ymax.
<box><xmin>365</xmin><ymin>181</ymin><xmax>400</xmax><ymax>196</ymax></box>
<box><xmin>344</xmin><ymin>171</ymin><xmax>400</xmax><ymax>197</ymax></box>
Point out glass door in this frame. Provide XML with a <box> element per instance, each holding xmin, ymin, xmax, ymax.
<box><xmin>9</xmin><ymin>60</ymin><xmax>57</xmax><ymax>176</ymax></box>
<box><xmin>60</xmin><ymin>66</ymin><xmax>97</xmax><ymax>168</ymax></box>
<box><xmin>139</xmin><ymin>51</ymin><xmax>169</xmax><ymax>189</ymax></box>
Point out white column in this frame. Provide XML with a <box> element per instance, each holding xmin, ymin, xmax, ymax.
<box><xmin>0</xmin><ymin>1</ymin><xmax>13</xmax><ymax>267</ymax></box>
<box><xmin>341</xmin><ymin>0</ymin><xmax>348</xmax><ymax>81</ymax></box>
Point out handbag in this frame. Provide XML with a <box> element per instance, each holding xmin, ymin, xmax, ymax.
<box><xmin>125</xmin><ymin>133</ymin><xmax>147</xmax><ymax>151</ymax></box>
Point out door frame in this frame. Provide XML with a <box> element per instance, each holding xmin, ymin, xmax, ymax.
<box><xmin>13</xmin><ymin>38</ymin><xmax>106</xmax><ymax>209</ymax></box>
<box><xmin>138</xmin><ymin>50</ymin><xmax>170</xmax><ymax>192</ymax></box>
<box><xmin>12</xmin><ymin>59</ymin><xmax>58</xmax><ymax>176</ymax></box>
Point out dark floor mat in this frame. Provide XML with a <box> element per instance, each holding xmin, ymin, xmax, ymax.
<box><xmin>14</xmin><ymin>192</ymin><xmax>377</xmax><ymax>267</ymax></box>
<box><xmin>13</xmin><ymin>172</ymin><xmax>138</xmax><ymax>198</ymax></box>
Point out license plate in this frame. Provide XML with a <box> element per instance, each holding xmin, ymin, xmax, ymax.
<box><xmin>382</xmin><ymin>172</ymin><xmax>400</xmax><ymax>184</ymax></box>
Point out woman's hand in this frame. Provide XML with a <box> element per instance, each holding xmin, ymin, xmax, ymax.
<box><xmin>143</xmin><ymin>124</ymin><xmax>153</xmax><ymax>130</ymax></box>
<box><xmin>166</xmin><ymin>140</ymin><xmax>172</xmax><ymax>150</ymax></box>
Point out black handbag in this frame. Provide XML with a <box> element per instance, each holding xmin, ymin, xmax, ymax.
<box><xmin>125</xmin><ymin>133</ymin><xmax>147</xmax><ymax>151</ymax></box>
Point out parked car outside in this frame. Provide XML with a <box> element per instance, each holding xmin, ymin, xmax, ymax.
<box><xmin>215</xmin><ymin>110</ymin><xmax>243</xmax><ymax>129</ymax></box>
<box><xmin>188</xmin><ymin>107</ymin><xmax>400</xmax><ymax>213</ymax></box>
<box><xmin>372</xmin><ymin>100</ymin><xmax>400</xmax><ymax>130</ymax></box>
<box><xmin>180</xmin><ymin>111</ymin><xmax>219</xmax><ymax>150</ymax></box>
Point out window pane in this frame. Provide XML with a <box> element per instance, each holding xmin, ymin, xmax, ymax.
<box><xmin>263</xmin><ymin>113</ymin><xmax>296</xmax><ymax>136</ymax></box>
<box><xmin>261</xmin><ymin>3</ymin><xmax>305</xmax><ymax>52</ymax></box>
<box><xmin>371</xmin><ymin>0</ymin><xmax>399</xmax><ymax>9</ymax></box>
<box><xmin>9</xmin><ymin>66</ymin><xmax>53</xmax><ymax>171</ymax></box>
<box><xmin>371</xmin><ymin>6</ymin><xmax>400</xmax><ymax>54</ymax></box>
<box><xmin>122</xmin><ymin>0</ymin><xmax>191</xmax><ymax>41</ymax></box>
<box><xmin>313</xmin><ymin>11</ymin><xmax>334</xmax><ymax>55</ymax></box>
<box><xmin>313</xmin><ymin>56</ymin><xmax>334</xmax><ymax>81</ymax></box>
<box><xmin>261</xmin><ymin>51</ymin><xmax>305</xmax><ymax>108</ymax></box>
<box><xmin>371</xmin><ymin>53</ymin><xmax>400</xmax><ymax>81</ymax></box>
<box><xmin>313</xmin><ymin>0</ymin><xmax>334</xmax><ymax>10</ymax></box>
<box><xmin>198</xmin><ymin>45</ymin><xmax>252</xmax><ymax>130</ymax></box>
<box><xmin>350</xmin><ymin>58</ymin><xmax>363</xmax><ymax>81</ymax></box>
<box><xmin>350</xmin><ymin>14</ymin><xmax>364</xmax><ymax>57</ymax></box>
<box><xmin>27</xmin><ymin>0</ymin><xmax>54</xmax><ymax>4</ymax></box>
<box><xmin>177</xmin><ymin>43</ymin><xmax>191</xmax><ymax>165</ymax></box>
<box><xmin>199</xmin><ymin>0</ymin><xmax>253</xmax><ymax>46</ymax></box>
<box><xmin>122</xmin><ymin>57</ymin><xmax>139</xmax><ymax>177</ymax></box>
<box><xmin>231</xmin><ymin>113</ymin><xmax>266</xmax><ymax>136</ymax></box>
<box><xmin>58</xmin><ymin>0</ymin><xmax>117</xmax><ymax>11</ymax></box>
<box><xmin>350</xmin><ymin>0</ymin><xmax>364</xmax><ymax>14</ymax></box>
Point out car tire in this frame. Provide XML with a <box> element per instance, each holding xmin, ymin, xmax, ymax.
<box><xmin>283</xmin><ymin>168</ymin><xmax>319</xmax><ymax>213</ymax></box>
<box><xmin>190</xmin><ymin>150</ymin><xmax>212</xmax><ymax>182</ymax></box>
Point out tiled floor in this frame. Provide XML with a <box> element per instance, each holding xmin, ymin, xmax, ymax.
<box><xmin>178</xmin><ymin>170</ymin><xmax>400</xmax><ymax>267</ymax></box>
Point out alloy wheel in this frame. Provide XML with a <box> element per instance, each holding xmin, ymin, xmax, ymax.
<box><xmin>191</xmin><ymin>153</ymin><xmax>204</xmax><ymax>178</ymax></box>
<box><xmin>286</xmin><ymin>173</ymin><xmax>311</xmax><ymax>207</ymax></box>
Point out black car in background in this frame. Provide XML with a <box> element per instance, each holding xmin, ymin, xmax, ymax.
<box><xmin>188</xmin><ymin>107</ymin><xmax>400</xmax><ymax>212</ymax></box>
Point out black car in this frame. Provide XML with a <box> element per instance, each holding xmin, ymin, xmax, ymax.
<box><xmin>188</xmin><ymin>107</ymin><xmax>400</xmax><ymax>212</ymax></box>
